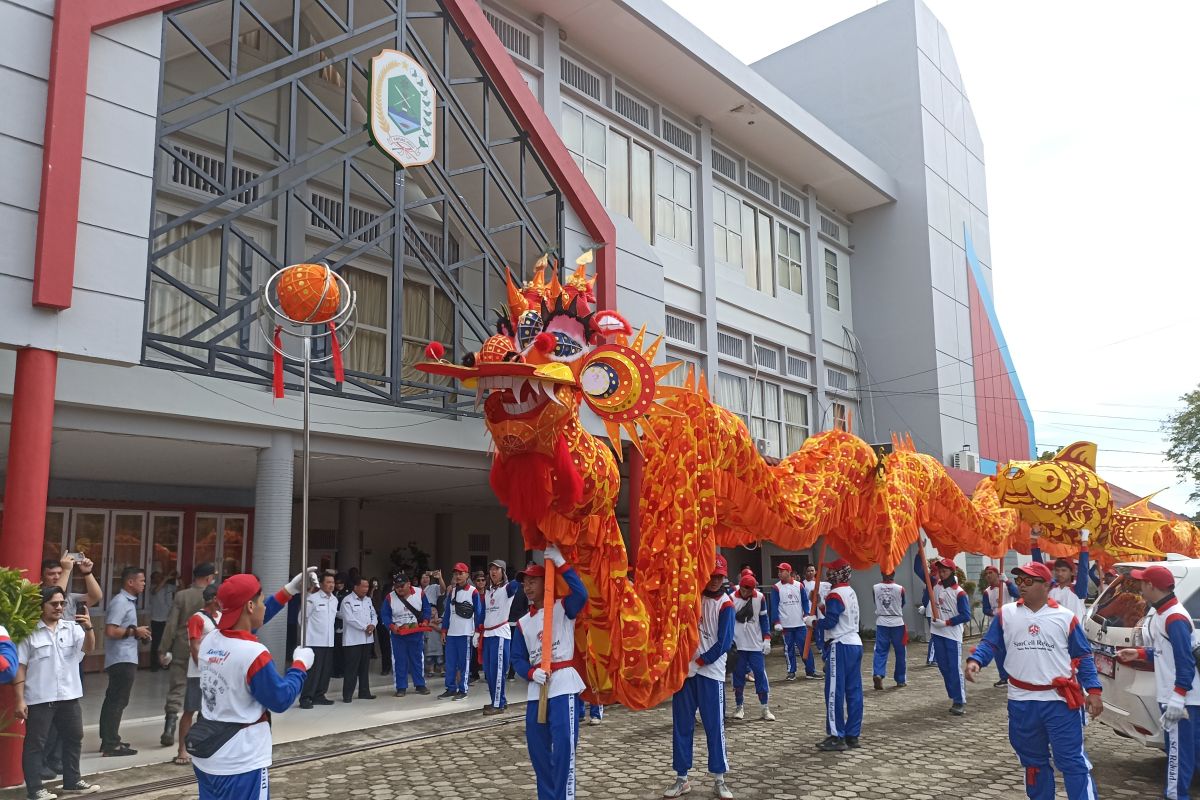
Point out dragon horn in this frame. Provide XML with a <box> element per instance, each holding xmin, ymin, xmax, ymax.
<box><xmin>548</xmin><ymin>269</ymin><xmax>564</xmax><ymax>304</ymax></box>
<box><xmin>505</xmin><ymin>267</ymin><xmax>528</xmax><ymax>317</ymax></box>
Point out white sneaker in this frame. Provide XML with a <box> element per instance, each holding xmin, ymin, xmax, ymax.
<box><xmin>760</xmin><ymin>706</ymin><xmax>775</xmax><ymax>721</ymax></box>
<box><xmin>29</xmin><ymin>790</ymin><xmax>58</xmax><ymax>800</ymax></box>
<box><xmin>588</xmin><ymin>716</ymin><xmax>601</xmax><ymax>726</ymax></box>
<box><xmin>713</xmin><ymin>777</ymin><xmax>734</xmax><ymax>799</ymax></box>
<box><xmin>732</xmin><ymin>704</ymin><xmax>744</xmax><ymax>720</ymax></box>
<box><xmin>662</xmin><ymin>776</ymin><xmax>691</xmax><ymax>797</ymax></box>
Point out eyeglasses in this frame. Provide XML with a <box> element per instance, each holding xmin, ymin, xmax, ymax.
<box><xmin>1013</xmin><ymin>576</ymin><xmax>1046</xmax><ymax>587</ymax></box>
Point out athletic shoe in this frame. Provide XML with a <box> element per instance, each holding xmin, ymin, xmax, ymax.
<box><xmin>949</xmin><ymin>703</ymin><xmax>965</xmax><ymax>716</ymax></box>
<box><xmin>661</xmin><ymin>776</ymin><xmax>691</xmax><ymax>797</ymax></box>
<box><xmin>872</xmin><ymin>675</ymin><xmax>883</xmax><ymax>691</ymax></box>
<box><xmin>895</xmin><ymin>682</ymin><xmax>907</xmax><ymax>688</ymax></box>
<box><xmin>453</xmin><ymin>691</ymin><xmax>467</xmax><ymax>700</ymax></box>
<box><xmin>816</xmin><ymin>736</ymin><xmax>847</xmax><ymax>752</ymax></box>
<box><xmin>588</xmin><ymin>716</ymin><xmax>602</xmax><ymax>726</ymax></box>
<box><xmin>732</xmin><ymin>705</ymin><xmax>744</xmax><ymax>720</ymax></box>
<box><xmin>785</xmin><ymin>672</ymin><xmax>796</xmax><ymax>682</ymax></box>
<box><xmin>414</xmin><ymin>686</ymin><xmax>430</xmax><ymax>695</ymax></box>
<box><xmin>394</xmin><ymin>690</ymin><xmax>406</xmax><ymax>697</ymax></box>
<box><xmin>61</xmin><ymin>781</ymin><xmax>100</xmax><ymax>794</ymax></box>
<box><xmin>482</xmin><ymin>705</ymin><xmax>503</xmax><ymax>716</ymax></box>
<box><xmin>804</xmin><ymin>673</ymin><xmax>818</xmax><ymax>680</ymax></box>
<box><xmin>760</xmin><ymin>706</ymin><xmax>775</xmax><ymax>721</ymax></box>
<box><xmin>993</xmin><ymin>679</ymin><xmax>1008</xmax><ymax>687</ymax></box>
<box><xmin>844</xmin><ymin>736</ymin><xmax>860</xmax><ymax>749</ymax></box>
<box><xmin>28</xmin><ymin>789</ymin><xmax>58</xmax><ymax>800</ymax></box>
<box><xmin>713</xmin><ymin>777</ymin><xmax>734</xmax><ymax>799</ymax></box>
<box><xmin>437</xmin><ymin>690</ymin><xmax>456</xmax><ymax>699</ymax></box>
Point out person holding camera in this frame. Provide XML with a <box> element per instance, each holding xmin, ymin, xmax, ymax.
<box><xmin>439</xmin><ymin>562</ymin><xmax>483</xmax><ymax>700</ymax></box>
<box><xmin>14</xmin><ymin>585</ymin><xmax>98</xmax><ymax>798</ymax></box>
<box><xmin>100</xmin><ymin>566</ymin><xmax>151</xmax><ymax>757</ymax></box>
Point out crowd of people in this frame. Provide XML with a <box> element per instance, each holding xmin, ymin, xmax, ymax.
<box><xmin>7</xmin><ymin>532</ymin><xmax>1200</xmax><ymax>800</ymax></box>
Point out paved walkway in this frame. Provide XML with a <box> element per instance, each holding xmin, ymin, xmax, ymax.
<box><xmin>11</xmin><ymin>645</ymin><xmax>1166</xmax><ymax>799</ymax></box>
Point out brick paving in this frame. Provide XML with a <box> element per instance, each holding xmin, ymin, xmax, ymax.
<box><xmin>21</xmin><ymin>644</ymin><xmax>1166</xmax><ymax>799</ymax></box>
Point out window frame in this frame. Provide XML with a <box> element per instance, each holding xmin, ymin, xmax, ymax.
<box><xmin>655</xmin><ymin>153</ymin><xmax>695</xmax><ymax>247</ymax></box>
<box><xmin>777</xmin><ymin>222</ymin><xmax>805</xmax><ymax>295</ymax></box>
<box><xmin>563</xmin><ymin>103</ymin><xmax>606</xmax><ymax>201</ymax></box>
<box><xmin>824</xmin><ymin>247</ymin><xmax>841</xmax><ymax>310</ymax></box>
<box><xmin>713</xmin><ymin>184</ymin><xmax>775</xmax><ymax>296</ymax></box>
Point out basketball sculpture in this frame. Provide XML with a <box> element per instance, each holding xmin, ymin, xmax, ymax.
<box><xmin>276</xmin><ymin>262</ymin><xmax>342</xmax><ymax>324</ymax></box>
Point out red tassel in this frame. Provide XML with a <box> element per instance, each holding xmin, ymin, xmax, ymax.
<box><xmin>272</xmin><ymin>325</ymin><xmax>285</xmax><ymax>399</ymax></box>
<box><xmin>329</xmin><ymin>322</ymin><xmax>345</xmax><ymax>386</ymax></box>
<box><xmin>553</xmin><ymin>434</ymin><xmax>583</xmax><ymax>508</ymax></box>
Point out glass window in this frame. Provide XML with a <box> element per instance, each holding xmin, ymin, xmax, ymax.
<box><xmin>607</xmin><ymin>130</ymin><xmax>630</xmax><ymax>217</ymax></box>
<box><xmin>343</xmin><ymin>267</ymin><xmax>388</xmax><ymax>383</ymax></box>
<box><xmin>149</xmin><ymin>514</ymin><xmax>181</xmax><ymax>581</ymax></box>
<box><xmin>714</xmin><ymin>188</ymin><xmax>774</xmax><ymax>294</ymax></box>
<box><xmin>749</xmin><ymin>380</ymin><xmax>783</xmax><ymax>456</ymax></box>
<box><xmin>631</xmin><ymin>143</ymin><xmax>652</xmax><ymax>241</ymax></box>
<box><xmin>713</xmin><ymin>188</ymin><xmax>742</xmax><ymax>265</ymax></box>
<box><xmin>778</xmin><ymin>224</ymin><xmax>804</xmax><ymax>294</ymax></box>
<box><xmin>832</xmin><ymin>401</ymin><xmax>849</xmax><ymax>431</ymax></box>
<box><xmin>194</xmin><ymin>515</ymin><xmax>218</xmax><ymax>571</ymax></box>
<box><xmin>222</xmin><ymin>516</ymin><xmax>247</xmax><ymax>577</ymax></box>
<box><xmin>653</xmin><ymin>156</ymin><xmax>693</xmax><ymax>246</ymax></box>
<box><xmin>825</xmin><ymin>248</ymin><xmax>841</xmax><ymax>310</ymax></box>
<box><xmin>564</xmin><ymin>104</ymin><xmax>606</xmax><ymax>200</ymax></box>
<box><xmin>784</xmin><ymin>390</ymin><xmax>810</xmax><ymax>454</ymax></box>
<box><xmin>110</xmin><ymin>512</ymin><xmax>147</xmax><ymax>604</ymax></box>
<box><xmin>716</xmin><ymin>372</ymin><xmax>748</xmax><ymax>427</ymax></box>
<box><xmin>660</xmin><ymin>351</ymin><xmax>700</xmax><ymax>388</ymax></box>
<box><xmin>43</xmin><ymin>509</ymin><xmax>67</xmax><ymax>565</ymax></box>
<box><xmin>756</xmin><ymin>210</ymin><xmax>774</xmax><ymax>297</ymax></box>
<box><xmin>401</xmin><ymin>281</ymin><xmax>454</xmax><ymax>395</ymax></box>
<box><xmin>70</xmin><ymin>511</ymin><xmax>107</xmax><ymax>599</ymax></box>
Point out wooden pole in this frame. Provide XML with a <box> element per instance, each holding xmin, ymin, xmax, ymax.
<box><xmin>917</xmin><ymin>538</ymin><xmax>940</xmax><ymax>622</ymax></box>
<box><xmin>538</xmin><ymin>561</ymin><xmax>556</xmax><ymax>724</ymax></box>
<box><xmin>801</xmin><ymin>541</ymin><xmax>828</xmax><ymax>661</ymax></box>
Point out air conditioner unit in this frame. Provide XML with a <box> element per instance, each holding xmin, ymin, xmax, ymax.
<box><xmin>754</xmin><ymin>437</ymin><xmax>777</xmax><ymax>458</ymax></box>
<box><xmin>950</xmin><ymin>450</ymin><xmax>980</xmax><ymax>473</ymax></box>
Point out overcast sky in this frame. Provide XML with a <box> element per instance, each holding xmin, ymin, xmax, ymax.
<box><xmin>663</xmin><ymin>0</ymin><xmax>1200</xmax><ymax>516</ymax></box>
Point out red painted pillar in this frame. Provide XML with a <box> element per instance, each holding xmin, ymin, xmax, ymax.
<box><xmin>0</xmin><ymin>347</ymin><xmax>58</xmax><ymax>789</ymax></box>
<box><xmin>627</xmin><ymin>447</ymin><xmax>644</xmax><ymax>573</ymax></box>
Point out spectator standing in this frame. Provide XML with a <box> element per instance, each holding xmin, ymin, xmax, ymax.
<box><xmin>14</xmin><ymin>586</ymin><xmax>98</xmax><ymax>798</ymax></box>
<box><xmin>481</xmin><ymin>559</ymin><xmax>520</xmax><ymax>715</ymax></box>
<box><xmin>425</xmin><ymin>606</ymin><xmax>444</xmax><ymax>676</ymax></box>
<box><xmin>380</xmin><ymin>573</ymin><xmax>430</xmax><ymax>697</ymax></box>
<box><xmin>100</xmin><ymin>566</ymin><xmax>150</xmax><ymax>756</ymax></box>
<box><xmin>338</xmin><ymin>578</ymin><xmax>378</xmax><ymax>703</ymax></box>
<box><xmin>148</xmin><ymin>570</ymin><xmax>177</xmax><ymax>671</ymax></box>
<box><xmin>299</xmin><ymin>572</ymin><xmax>338</xmax><ymax>709</ymax></box>
<box><xmin>159</xmin><ymin>562</ymin><xmax>216</xmax><ymax>747</ymax></box>
<box><xmin>173</xmin><ymin>583</ymin><xmax>219</xmax><ymax>767</ymax></box>
<box><xmin>440</xmin><ymin>563</ymin><xmax>483</xmax><ymax>700</ymax></box>
<box><xmin>422</xmin><ymin>570</ymin><xmax>445</xmax><ymax>613</ymax></box>
<box><xmin>370</xmin><ymin>578</ymin><xmax>392</xmax><ymax>676</ymax></box>
<box><xmin>331</xmin><ymin>574</ymin><xmax>348</xmax><ymax>679</ymax></box>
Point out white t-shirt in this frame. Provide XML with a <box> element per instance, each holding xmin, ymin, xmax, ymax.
<box><xmin>483</xmin><ymin>582</ymin><xmax>517</xmax><ymax>639</ymax></box>
<box><xmin>695</xmin><ymin>593</ymin><xmax>734</xmax><ymax>681</ymax></box>
<box><xmin>773</xmin><ymin>581</ymin><xmax>806</xmax><ymax>628</ymax></box>
<box><xmin>991</xmin><ymin>600</ymin><xmax>1085</xmax><ymax>703</ymax></box>
<box><xmin>731</xmin><ymin>590</ymin><xmax>768</xmax><ymax>651</ymax></box>
<box><xmin>824</xmin><ymin>586</ymin><xmax>862</xmax><ymax>646</ymax></box>
<box><xmin>873</xmin><ymin>582</ymin><xmax>905</xmax><ymax>628</ymax></box>
<box><xmin>931</xmin><ymin>583</ymin><xmax>968</xmax><ymax>642</ymax></box>
<box><xmin>1048</xmin><ymin>586</ymin><xmax>1086</xmax><ymax>624</ymax></box>
<box><xmin>803</xmin><ymin>579</ymin><xmax>831</xmax><ymax>620</ymax></box>
<box><xmin>193</xmin><ymin>632</ymin><xmax>276</xmax><ymax>775</ymax></box>
<box><xmin>517</xmin><ymin>601</ymin><xmax>583</xmax><ymax>701</ymax></box>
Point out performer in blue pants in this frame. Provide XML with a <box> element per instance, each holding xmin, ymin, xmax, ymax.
<box><xmin>511</xmin><ymin>547</ymin><xmax>588</xmax><ymax>800</ymax></box>
<box><xmin>816</xmin><ymin>559</ymin><xmax>864</xmax><ymax>752</ymax></box>
<box><xmin>967</xmin><ymin>561</ymin><xmax>1103</xmax><ymax>800</ymax></box>
<box><xmin>981</xmin><ymin>566</ymin><xmax>1018</xmax><ymax>686</ymax></box>
<box><xmin>481</xmin><ymin>559</ymin><xmax>521</xmax><ymax>714</ymax></box>
<box><xmin>663</xmin><ymin>555</ymin><xmax>735</xmax><ymax>799</ymax></box>
<box><xmin>1117</xmin><ymin>564</ymin><xmax>1200</xmax><ymax>800</ymax></box>
<box><xmin>769</xmin><ymin>562</ymin><xmax>809</xmax><ymax>681</ymax></box>
<box><xmin>801</xmin><ymin>564</ymin><xmax>829</xmax><ymax>679</ymax></box>
<box><xmin>380</xmin><ymin>573</ymin><xmax>431</xmax><ymax>695</ymax></box>
<box><xmin>928</xmin><ymin>556</ymin><xmax>972</xmax><ymax>714</ymax></box>
<box><xmin>587</xmin><ymin>703</ymin><xmax>604</xmax><ymax>725</ymax></box>
<box><xmin>440</xmin><ymin>562</ymin><xmax>483</xmax><ymax>700</ymax></box>
<box><xmin>731</xmin><ymin>574</ymin><xmax>775</xmax><ymax>721</ymax></box>
<box><xmin>871</xmin><ymin>572</ymin><xmax>907</xmax><ymax>689</ymax></box>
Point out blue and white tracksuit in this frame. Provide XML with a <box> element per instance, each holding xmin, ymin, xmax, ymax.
<box><xmin>1134</xmin><ymin>594</ymin><xmax>1200</xmax><ymax>800</ymax></box>
<box><xmin>969</xmin><ymin>598</ymin><xmax>1102</xmax><ymax>800</ymax></box>
<box><xmin>731</xmin><ymin>589</ymin><xmax>771</xmax><ymax>707</ymax></box>
<box><xmin>0</xmin><ymin>625</ymin><xmax>16</xmax><ymax>685</ymax></box>
<box><xmin>672</xmin><ymin>590</ymin><xmax>734</xmax><ymax>777</ymax></box>
<box><xmin>1033</xmin><ymin>546</ymin><xmax>1091</xmax><ymax>623</ymax></box>
<box><xmin>802</xmin><ymin>579</ymin><xmax>830</xmax><ymax>677</ymax></box>
<box><xmin>818</xmin><ymin>583</ymin><xmax>863</xmax><ymax>739</ymax></box>
<box><xmin>380</xmin><ymin>586</ymin><xmax>430</xmax><ymax>691</ymax></box>
<box><xmin>982</xmin><ymin>580</ymin><xmax>1019</xmax><ymax>681</ymax></box>
<box><xmin>482</xmin><ymin>579</ymin><xmax>520</xmax><ymax>709</ymax></box>
<box><xmin>930</xmin><ymin>578</ymin><xmax>972</xmax><ymax>705</ymax></box>
<box><xmin>769</xmin><ymin>580</ymin><xmax>809</xmax><ymax>675</ymax></box>
<box><xmin>511</xmin><ymin>565</ymin><xmax>588</xmax><ymax>800</ymax></box>
<box><xmin>442</xmin><ymin>584</ymin><xmax>484</xmax><ymax>694</ymax></box>
<box><xmin>871</xmin><ymin>581</ymin><xmax>906</xmax><ymax>684</ymax></box>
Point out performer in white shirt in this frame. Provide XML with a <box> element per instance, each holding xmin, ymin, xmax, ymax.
<box><xmin>299</xmin><ymin>571</ymin><xmax>339</xmax><ymax>709</ymax></box>
<box><xmin>967</xmin><ymin>561</ymin><xmax>1103</xmax><ymax>800</ymax></box>
<box><xmin>481</xmin><ymin>559</ymin><xmax>521</xmax><ymax>714</ymax></box>
<box><xmin>189</xmin><ymin>571</ymin><xmax>314</xmax><ymax>800</ymax></box>
<box><xmin>981</xmin><ymin>566</ymin><xmax>1019</xmax><ymax>687</ymax></box>
<box><xmin>440</xmin><ymin>562</ymin><xmax>483</xmax><ymax>700</ymax></box>
<box><xmin>511</xmin><ymin>546</ymin><xmax>589</xmax><ymax>800</ymax></box>
<box><xmin>815</xmin><ymin>559</ymin><xmax>863</xmax><ymax>752</ymax></box>
<box><xmin>380</xmin><ymin>572</ymin><xmax>431</xmax><ymax>697</ymax></box>
<box><xmin>928</xmin><ymin>556</ymin><xmax>972</xmax><ymax>716</ymax></box>
<box><xmin>338</xmin><ymin>577</ymin><xmax>378</xmax><ymax>703</ymax></box>
<box><xmin>801</xmin><ymin>564</ymin><xmax>830</xmax><ymax>679</ymax></box>
<box><xmin>770</xmin><ymin>562</ymin><xmax>809</xmax><ymax>681</ymax></box>
<box><xmin>730</xmin><ymin>574</ymin><xmax>775</xmax><ymax>721</ymax></box>
<box><xmin>871</xmin><ymin>571</ymin><xmax>907</xmax><ymax>691</ymax></box>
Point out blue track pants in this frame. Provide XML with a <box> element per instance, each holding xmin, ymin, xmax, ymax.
<box><xmin>444</xmin><ymin>635</ymin><xmax>469</xmax><ymax>693</ymax></box>
<box><xmin>802</xmin><ymin>627</ymin><xmax>824</xmax><ymax>677</ymax></box>
<box><xmin>732</xmin><ymin>650</ymin><xmax>770</xmax><ymax>706</ymax></box>
<box><xmin>823</xmin><ymin>641</ymin><xmax>863</xmax><ymax>738</ymax></box>
<box><xmin>1162</xmin><ymin>704</ymin><xmax>1200</xmax><ymax>800</ymax></box>
<box><xmin>588</xmin><ymin>703</ymin><xmax>603</xmax><ymax>720</ymax></box>
<box><xmin>196</xmin><ymin>767</ymin><xmax>268</xmax><ymax>799</ymax></box>
<box><xmin>390</xmin><ymin>633</ymin><xmax>425</xmax><ymax>691</ymax></box>
<box><xmin>483</xmin><ymin>636</ymin><xmax>510</xmax><ymax>709</ymax></box>
<box><xmin>671</xmin><ymin>675</ymin><xmax>728</xmax><ymax>776</ymax></box>
<box><xmin>872</xmin><ymin>625</ymin><xmax>907</xmax><ymax>684</ymax></box>
<box><xmin>526</xmin><ymin>692</ymin><xmax>580</xmax><ymax>800</ymax></box>
<box><xmin>781</xmin><ymin>627</ymin><xmax>803</xmax><ymax>674</ymax></box>
<box><xmin>1007</xmin><ymin>699</ymin><xmax>1097</xmax><ymax>800</ymax></box>
<box><xmin>932</xmin><ymin>635</ymin><xmax>965</xmax><ymax>704</ymax></box>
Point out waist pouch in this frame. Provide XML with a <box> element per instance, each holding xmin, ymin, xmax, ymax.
<box><xmin>185</xmin><ymin>713</ymin><xmax>268</xmax><ymax>759</ymax></box>
<box><xmin>735</xmin><ymin>603</ymin><xmax>755</xmax><ymax>624</ymax></box>
<box><xmin>454</xmin><ymin>600</ymin><xmax>476</xmax><ymax>619</ymax></box>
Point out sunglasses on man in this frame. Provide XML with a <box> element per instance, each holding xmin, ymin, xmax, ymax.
<box><xmin>1014</xmin><ymin>576</ymin><xmax>1046</xmax><ymax>587</ymax></box>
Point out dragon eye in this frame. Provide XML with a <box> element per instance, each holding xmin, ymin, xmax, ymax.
<box><xmin>580</xmin><ymin>362</ymin><xmax>619</xmax><ymax>398</ymax></box>
<box><xmin>551</xmin><ymin>331</ymin><xmax>584</xmax><ymax>360</ymax></box>
<box><xmin>516</xmin><ymin>310</ymin><xmax>542</xmax><ymax>350</ymax></box>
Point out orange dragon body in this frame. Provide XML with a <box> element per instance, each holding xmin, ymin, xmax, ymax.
<box><xmin>417</xmin><ymin>257</ymin><xmax>1192</xmax><ymax>710</ymax></box>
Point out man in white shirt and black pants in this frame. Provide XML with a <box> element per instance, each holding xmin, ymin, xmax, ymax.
<box><xmin>339</xmin><ymin>577</ymin><xmax>378</xmax><ymax>703</ymax></box>
<box><xmin>299</xmin><ymin>571</ymin><xmax>339</xmax><ymax>709</ymax></box>
<box><xmin>14</xmin><ymin>585</ymin><xmax>98</xmax><ymax>798</ymax></box>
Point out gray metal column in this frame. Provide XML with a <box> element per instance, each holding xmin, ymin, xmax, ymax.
<box><xmin>803</xmin><ymin>187</ymin><xmax>830</xmax><ymax>430</ymax></box>
<box><xmin>540</xmin><ymin>15</ymin><xmax>562</xmax><ymax>120</ymax></box>
<box><xmin>253</xmin><ymin>431</ymin><xmax>294</xmax><ymax>661</ymax></box>
<box><xmin>337</xmin><ymin>498</ymin><xmax>362</xmax><ymax>573</ymax></box>
<box><xmin>696</xmin><ymin>117</ymin><xmax>719</xmax><ymax>378</ymax></box>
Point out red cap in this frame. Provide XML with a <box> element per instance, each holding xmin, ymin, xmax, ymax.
<box><xmin>740</xmin><ymin>567</ymin><xmax>754</xmax><ymax>576</ymax></box>
<box><xmin>516</xmin><ymin>563</ymin><xmax>546</xmax><ymax>581</ymax></box>
<box><xmin>827</xmin><ymin>558</ymin><xmax>850</xmax><ymax>571</ymax></box>
<box><xmin>1130</xmin><ymin>565</ymin><xmax>1175</xmax><ymax>591</ymax></box>
<box><xmin>712</xmin><ymin>554</ymin><xmax>728</xmax><ymax>577</ymax></box>
<box><xmin>777</xmin><ymin>562</ymin><xmax>793</xmax><ymax>573</ymax></box>
<box><xmin>1011</xmin><ymin>562</ymin><xmax>1053</xmax><ymax>583</ymax></box>
<box><xmin>934</xmin><ymin>557</ymin><xmax>956</xmax><ymax>571</ymax></box>
<box><xmin>739</xmin><ymin>575</ymin><xmax>757</xmax><ymax>589</ymax></box>
<box><xmin>453</xmin><ymin>562</ymin><xmax>470</xmax><ymax>573</ymax></box>
<box><xmin>216</xmin><ymin>574</ymin><xmax>262</xmax><ymax>630</ymax></box>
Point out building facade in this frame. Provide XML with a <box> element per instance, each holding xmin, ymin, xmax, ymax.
<box><xmin>0</xmin><ymin>0</ymin><xmax>1032</xmax><ymax>659</ymax></box>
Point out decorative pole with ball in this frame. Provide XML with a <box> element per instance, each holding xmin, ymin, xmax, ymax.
<box><xmin>259</xmin><ymin>263</ymin><xmax>356</xmax><ymax>643</ymax></box>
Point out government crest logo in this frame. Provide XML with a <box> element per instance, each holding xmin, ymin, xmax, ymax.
<box><xmin>369</xmin><ymin>50</ymin><xmax>436</xmax><ymax>168</ymax></box>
